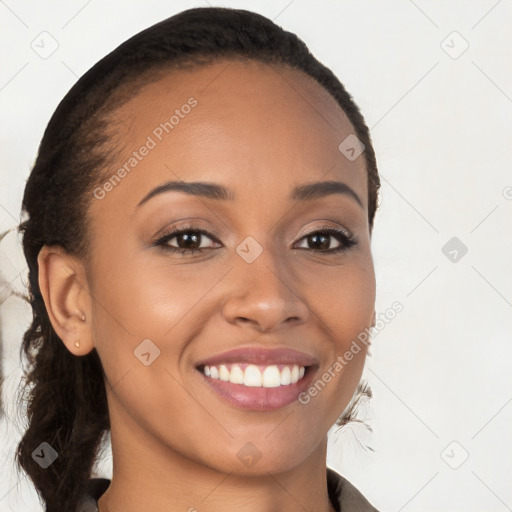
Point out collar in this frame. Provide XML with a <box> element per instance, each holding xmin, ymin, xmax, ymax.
<box><xmin>76</xmin><ymin>468</ymin><xmax>379</xmax><ymax>511</ymax></box>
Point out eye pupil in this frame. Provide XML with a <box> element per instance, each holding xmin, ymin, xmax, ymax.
<box><xmin>178</xmin><ymin>232</ymin><xmax>200</xmax><ymax>249</ymax></box>
<box><xmin>309</xmin><ymin>234</ymin><xmax>330</xmax><ymax>250</ymax></box>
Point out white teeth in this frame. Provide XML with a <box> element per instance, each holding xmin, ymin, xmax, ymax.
<box><xmin>244</xmin><ymin>364</ymin><xmax>262</xmax><ymax>387</ymax></box>
<box><xmin>229</xmin><ymin>365</ymin><xmax>244</xmax><ymax>384</ymax></box>
<box><xmin>202</xmin><ymin>363</ymin><xmax>306</xmax><ymax>388</ymax></box>
<box><xmin>219</xmin><ymin>364</ymin><xmax>230</xmax><ymax>381</ymax></box>
<box><xmin>262</xmin><ymin>365</ymin><xmax>281</xmax><ymax>388</ymax></box>
<box><xmin>291</xmin><ymin>365</ymin><xmax>299</xmax><ymax>384</ymax></box>
<box><xmin>280</xmin><ymin>366</ymin><xmax>291</xmax><ymax>385</ymax></box>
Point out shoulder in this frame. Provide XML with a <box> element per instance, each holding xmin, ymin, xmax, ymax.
<box><xmin>75</xmin><ymin>478</ymin><xmax>110</xmax><ymax>512</ymax></box>
<box><xmin>327</xmin><ymin>467</ymin><xmax>380</xmax><ymax>512</ymax></box>
<box><xmin>76</xmin><ymin>471</ymin><xmax>379</xmax><ymax>512</ymax></box>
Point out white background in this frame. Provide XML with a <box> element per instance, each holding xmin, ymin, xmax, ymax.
<box><xmin>1</xmin><ymin>1</ymin><xmax>511</xmax><ymax>511</ymax></box>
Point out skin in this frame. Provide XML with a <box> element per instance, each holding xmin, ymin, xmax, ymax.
<box><xmin>37</xmin><ymin>59</ymin><xmax>376</xmax><ymax>512</ymax></box>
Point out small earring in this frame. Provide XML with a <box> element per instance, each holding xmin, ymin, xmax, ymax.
<box><xmin>81</xmin><ymin>313</ymin><xmax>86</xmax><ymax>321</ymax></box>
<box><xmin>74</xmin><ymin>340</ymin><xmax>80</xmax><ymax>348</ymax></box>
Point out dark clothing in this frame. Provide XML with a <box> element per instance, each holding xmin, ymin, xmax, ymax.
<box><xmin>75</xmin><ymin>468</ymin><xmax>379</xmax><ymax>511</ymax></box>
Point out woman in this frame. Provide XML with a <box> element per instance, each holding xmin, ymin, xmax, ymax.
<box><xmin>16</xmin><ymin>7</ymin><xmax>381</xmax><ymax>511</ymax></box>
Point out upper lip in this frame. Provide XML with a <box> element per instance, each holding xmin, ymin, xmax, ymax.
<box><xmin>195</xmin><ymin>346</ymin><xmax>319</xmax><ymax>368</ymax></box>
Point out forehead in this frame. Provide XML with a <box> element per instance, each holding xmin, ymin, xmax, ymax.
<box><xmin>93</xmin><ymin>59</ymin><xmax>367</xmax><ymax>219</ymax></box>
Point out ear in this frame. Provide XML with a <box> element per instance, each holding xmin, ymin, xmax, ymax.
<box><xmin>37</xmin><ymin>245</ymin><xmax>94</xmax><ymax>355</ymax></box>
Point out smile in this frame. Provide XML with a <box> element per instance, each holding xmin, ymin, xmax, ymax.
<box><xmin>195</xmin><ymin>346</ymin><xmax>318</xmax><ymax>411</ymax></box>
<box><xmin>202</xmin><ymin>363</ymin><xmax>306</xmax><ymax>387</ymax></box>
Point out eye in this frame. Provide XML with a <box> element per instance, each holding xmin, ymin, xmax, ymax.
<box><xmin>153</xmin><ymin>224</ymin><xmax>357</xmax><ymax>256</ymax></box>
<box><xmin>153</xmin><ymin>226</ymin><xmax>221</xmax><ymax>255</ymax></box>
<box><xmin>294</xmin><ymin>226</ymin><xmax>357</xmax><ymax>253</ymax></box>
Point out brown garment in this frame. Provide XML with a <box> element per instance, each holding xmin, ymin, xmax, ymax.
<box><xmin>75</xmin><ymin>468</ymin><xmax>379</xmax><ymax>511</ymax></box>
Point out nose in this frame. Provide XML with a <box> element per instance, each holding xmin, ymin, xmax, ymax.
<box><xmin>221</xmin><ymin>247</ymin><xmax>310</xmax><ymax>333</ymax></box>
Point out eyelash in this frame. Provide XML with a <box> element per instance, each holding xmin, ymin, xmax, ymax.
<box><xmin>153</xmin><ymin>224</ymin><xmax>358</xmax><ymax>256</ymax></box>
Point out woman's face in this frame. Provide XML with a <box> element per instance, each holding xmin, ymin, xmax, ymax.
<box><xmin>84</xmin><ymin>59</ymin><xmax>375</xmax><ymax>475</ymax></box>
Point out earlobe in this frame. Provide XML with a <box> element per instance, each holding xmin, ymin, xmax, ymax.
<box><xmin>37</xmin><ymin>245</ymin><xmax>94</xmax><ymax>355</ymax></box>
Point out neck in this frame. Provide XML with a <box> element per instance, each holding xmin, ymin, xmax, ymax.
<box><xmin>98</xmin><ymin>405</ymin><xmax>336</xmax><ymax>512</ymax></box>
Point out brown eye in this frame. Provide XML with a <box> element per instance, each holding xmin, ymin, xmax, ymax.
<box><xmin>294</xmin><ymin>227</ymin><xmax>357</xmax><ymax>253</ymax></box>
<box><xmin>154</xmin><ymin>227</ymin><xmax>221</xmax><ymax>255</ymax></box>
<box><xmin>173</xmin><ymin>232</ymin><xmax>202</xmax><ymax>250</ymax></box>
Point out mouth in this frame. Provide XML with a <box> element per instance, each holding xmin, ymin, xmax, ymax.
<box><xmin>195</xmin><ymin>347</ymin><xmax>318</xmax><ymax>411</ymax></box>
<box><xmin>199</xmin><ymin>362</ymin><xmax>307</xmax><ymax>387</ymax></box>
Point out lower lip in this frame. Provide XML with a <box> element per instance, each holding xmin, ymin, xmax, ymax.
<box><xmin>198</xmin><ymin>368</ymin><xmax>316</xmax><ymax>411</ymax></box>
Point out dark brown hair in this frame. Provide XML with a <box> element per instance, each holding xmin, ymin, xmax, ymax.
<box><xmin>15</xmin><ymin>6</ymin><xmax>380</xmax><ymax>511</ymax></box>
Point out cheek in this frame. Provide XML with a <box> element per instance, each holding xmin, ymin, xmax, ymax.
<box><xmin>88</xmin><ymin>247</ymin><xmax>229</xmax><ymax>386</ymax></box>
<box><xmin>90</xmin><ymin>244</ymin><xmax>212</xmax><ymax>337</ymax></box>
<box><xmin>307</xmin><ymin>255</ymin><xmax>376</xmax><ymax>345</ymax></box>
<box><xmin>296</xmin><ymin>258</ymin><xmax>375</xmax><ymax>421</ymax></box>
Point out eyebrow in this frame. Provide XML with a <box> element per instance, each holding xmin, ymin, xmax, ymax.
<box><xmin>137</xmin><ymin>180</ymin><xmax>363</xmax><ymax>209</ymax></box>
